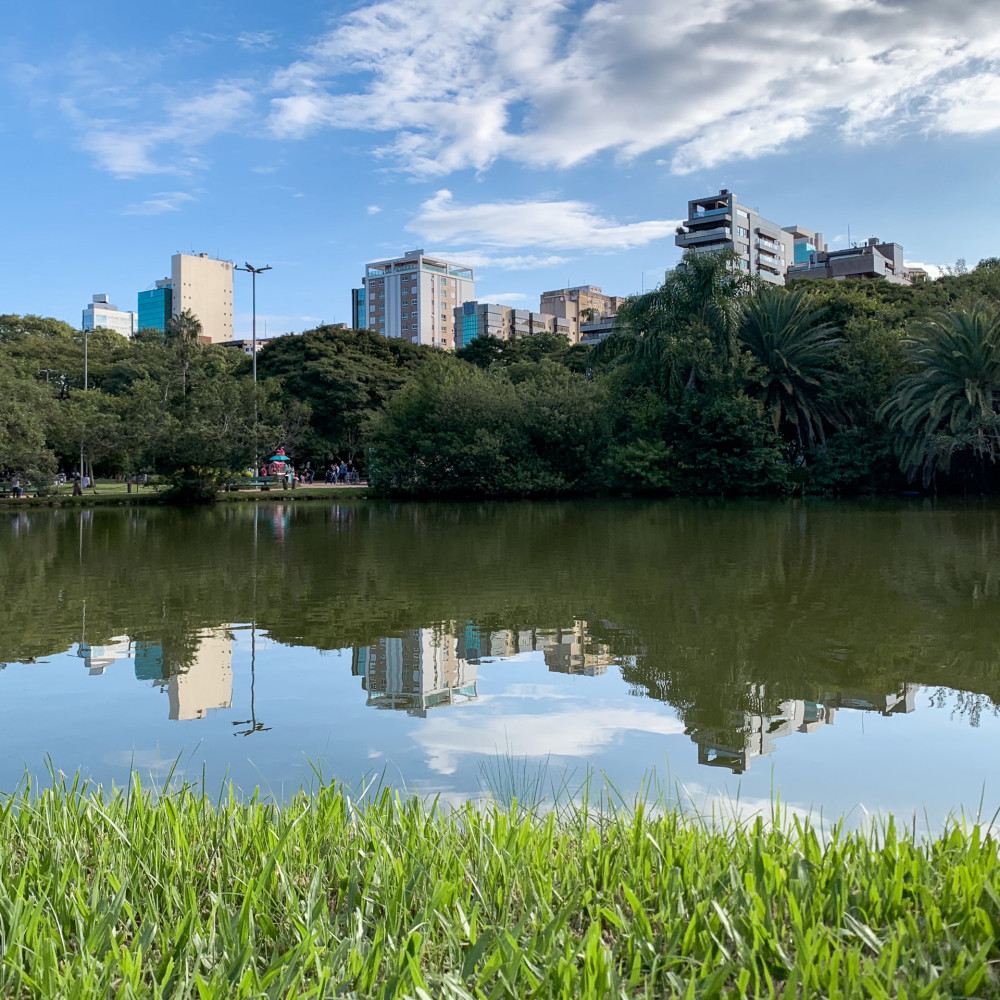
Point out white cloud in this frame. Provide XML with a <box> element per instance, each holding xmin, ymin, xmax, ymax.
<box><xmin>415</xmin><ymin>706</ymin><xmax>685</xmax><ymax>775</ymax></box>
<box><xmin>266</xmin><ymin>0</ymin><xmax>1000</xmax><ymax>176</ymax></box>
<box><xmin>904</xmin><ymin>261</ymin><xmax>944</xmax><ymax>280</ymax></box>
<box><xmin>366</xmin><ymin>204</ymin><xmax>381</xmax><ymax>214</ymax></box>
<box><xmin>123</xmin><ymin>191</ymin><xmax>196</xmax><ymax>215</ymax></box>
<box><xmin>435</xmin><ymin>250</ymin><xmax>572</xmax><ymax>271</ymax></box>
<box><xmin>410</xmin><ymin>190</ymin><xmax>679</xmax><ymax>252</ymax></box>
<box><xmin>72</xmin><ymin>82</ymin><xmax>255</xmax><ymax>178</ymax></box>
<box><xmin>237</xmin><ymin>30</ymin><xmax>278</xmax><ymax>52</ymax></box>
<box><xmin>252</xmin><ymin>164</ymin><xmax>279</xmax><ymax>174</ymax></box>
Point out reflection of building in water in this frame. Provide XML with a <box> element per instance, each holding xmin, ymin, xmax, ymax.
<box><xmin>693</xmin><ymin>684</ymin><xmax>919</xmax><ymax>774</ymax></box>
<box><xmin>352</xmin><ymin>627</ymin><xmax>478</xmax><ymax>717</ymax></box>
<box><xmin>539</xmin><ymin>621</ymin><xmax>614</xmax><ymax>676</ymax></box>
<box><xmin>77</xmin><ymin>637</ymin><xmax>132</xmax><ymax>675</ymax></box>
<box><xmin>469</xmin><ymin>621</ymin><xmax>615</xmax><ymax>676</ymax></box>
<box><xmin>133</xmin><ymin>630</ymin><xmax>233</xmax><ymax>721</ymax></box>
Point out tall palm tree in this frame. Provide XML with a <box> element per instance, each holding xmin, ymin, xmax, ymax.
<box><xmin>165</xmin><ymin>309</ymin><xmax>203</xmax><ymax>395</ymax></box>
<box><xmin>593</xmin><ymin>249</ymin><xmax>755</xmax><ymax>398</ymax></box>
<box><xmin>738</xmin><ymin>288</ymin><xmax>843</xmax><ymax>454</ymax></box>
<box><xmin>878</xmin><ymin>306</ymin><xmax>1000</xmax><ymax>485</ymax></box>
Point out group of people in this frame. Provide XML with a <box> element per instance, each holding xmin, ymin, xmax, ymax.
<box><xmin>324</xmin><ymin>461</ymin><xmax>357</xmax><ymax>484</ymax></box>
<box><xmin>257</xmin><ymin>459</ymin><xmax>359</xmax><ymax>486</ymax></box>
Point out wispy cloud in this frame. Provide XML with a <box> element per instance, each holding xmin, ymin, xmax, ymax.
<box><xmin>366</xmin><ymin>204</ymin><xmax>381</xmax><ymax>214</ymax></box>
<box><xmin>266</xmin><ymin>0</ymin><xmax>1000</xmax><ymax>176</ymax></box>
<box><xmin>410</xmin><ymin>190</ymin><xmax>679</xmax><ymax>253</ymax></box>
<box><xmin>68</xmin><ymin>81</ymin><xmax>255</xmax><ymax>178</ymax></box>
<box><xmin>237</xmin><ymin>30</ymin><xmax>278</xmax><ymax>52</ymax></box>
<box><xmin>123</xmin><ymin>191</ymin><xmax>197</xmax><ymax>215</ymax></box>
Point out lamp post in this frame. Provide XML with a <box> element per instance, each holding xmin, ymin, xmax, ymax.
<box><xmin>235</xmin><ymin>263</ymin><xmax>272</xmax><ymax>476</ymax></box>
<box><xmin>80</xmin><ymin>328</ymin><xmax>90</xmax><ymax>486</ymax></box>
<box><xmin>234</xmin><ymin>263</ymin><xmax>272</xmax><ymax>383</ymax></box>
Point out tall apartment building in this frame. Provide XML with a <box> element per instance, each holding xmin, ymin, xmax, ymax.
<box><xmin>454</xmin><ymin>301</ymin><xmax>572</xmax><ymax>348</ymax></box>
<box><xmin>137</xmin><ymin>278</ymin><xmax>172</xmax><ymax>332</ymax></box>
<box><xmin>170</xmin><ymin>253</ymin><xmax>234</xmax><ymax>343</ymax></box>
<box><xmin>675</xmin><ymin>190</ymin><xmax>794</xmax><ymax>285</ymax></box>
<box><xmin>352</xmin><ymin>249</ymin><xmax>475</xmax><ymax>349</ymax></box>
<box><xmin>538</xmin><ymin>285</ymin><xmax>623</xmax><ymax>343</ymax></box>
<box><xmin>81</xmin><ymin>294</ymin><xmax>137</xmax><ymax>337</ymax></box>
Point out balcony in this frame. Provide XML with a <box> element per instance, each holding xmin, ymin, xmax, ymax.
<box><xmin>690</xmin><ymin>207</ymin><xmax>731</xmax><ymax>220</ymax></box>
<box><xmin>756</xmin><ymin>237</ymin><xmax>783</xmax><ymax>253</ymax></box>
<box><xmin>677</xmin><ymin>226</ymin><xmax>732</xmax><ymax>247</ymax></box>
<box><xmin>756</xmin><ymin>258</ymin><xmax>782</xmax><ymax>275</ymax></box>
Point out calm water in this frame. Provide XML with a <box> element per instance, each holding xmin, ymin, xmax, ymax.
<box><xmin>3</xmin><ymin>499</ymin><xmax>1000</xmax><ymax>824</ymax></box>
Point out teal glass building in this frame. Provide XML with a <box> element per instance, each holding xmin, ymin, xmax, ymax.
<box><xmin>137</xmin><ymin>283</ymin><xmax>172</xmax><ymax>332</ymax></box>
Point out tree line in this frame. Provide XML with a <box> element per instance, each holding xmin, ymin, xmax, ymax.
<box><xmin>5</xmin><ymin>251</ymin><xmax>1000</xmax><ymax>499</ymax></box>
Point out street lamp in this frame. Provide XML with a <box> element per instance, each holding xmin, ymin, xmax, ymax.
<box><xmin>234</xmin><ymin>263</ymin><xmax>272</xmax><ymax>383</ymax></box>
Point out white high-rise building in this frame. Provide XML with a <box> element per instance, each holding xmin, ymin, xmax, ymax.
<box><xmin>81</xmin><ymin>294</ymin><xmax>137</xmax><ymax>337</ymax></box>
<box><xmin>170</xmin><ymin>253</ymin><xmax>234</xmax><ymax>343</ymax></box>
<box><xmin>352</xmin><ymin>249</ymin><xmax>475</xmax><ymax>350</ymax></box>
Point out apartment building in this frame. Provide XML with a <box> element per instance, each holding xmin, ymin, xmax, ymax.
<box><xmin>170</xmin><ymin>252</ymin><xmax>234</xmax><ymax>343</ymax></box>
<box><xmin>82</xmin><ymin>294</ymin><xmax>137</xmax><ymax>337</ymax></box>
<box><xmin>675</xmin><ymin>189</ymin><xmax>794</xmax><ymax>285</ymax></box>
<box><xmin>352</xmin><ymin>249</ymin><xmax>475</xmax><ymax>349</ymax></box>
<box><xmin>539</xmin><ymin>285</ymin><xmax>623</xmax><ymax>342</ymax></box>
<box><xmin>454</xmin><ymin>301</ymin><xmax>572</xmax><ymax>348</ymax></box>
<box><xmin>787</xmin><ymin>237</ymin><xmax>913</xmax><ymax>284</ymax></box>
<box><xmin>137</xmin><ymin>279</ymin><xmax>172</xmax><ymax>332</ymax></box>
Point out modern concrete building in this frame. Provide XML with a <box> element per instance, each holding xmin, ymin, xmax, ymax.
<box><xmin>218</xmin><ymin>338</ymin><xmax>265</xmax><ymax>356</ymax></box>
<box><xmin>542</xmin><ymin>621</ymin><xmax>614</xmax><ymax>677</ymax></box>
<box><xmin>81</xmin><ymin>294</ymin><xmax>137</xmax><ymax>337</ymax></box>
<box><xmin>787</xmin><ymin>237</ymin><xmax>913</xmax><ymax>284</ymax></box>
<box><xmin>170</xmin><ymin>253</ymin><xmax>234</xmax><ymax>343</ymax></box>
<box><xmin>454</xmin><ymin>301</ymin><xmax>572</xmax><ymax>348</ymax></box>
<box><xmin>352</xmin><ymin>249</ymin><xmax>475</xmax><ymax>350</ymax></box>
<box><xmin>538</xmin><ymin>285</ymin><xmax>623</xmax><ymax>343</ymax></box>
<box><xmin>675</xmin><ymin>189</ymin><xmax>794</xmax><ymax>285</ymax></box>
<box><xmin>137</xmin><ymin>279</ymin><xmax>172</xmax><ymax>332</ymax></box>
<box><xmin>783</xmin><ymin>225</ymin><xmax>828</xmax><ymax>266</ymax></box>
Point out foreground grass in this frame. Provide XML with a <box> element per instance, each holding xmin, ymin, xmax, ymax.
<box><xmin>2</xmin><ymin>780</ymin><xmax>1000</xmax><ymax>999</ymax></box>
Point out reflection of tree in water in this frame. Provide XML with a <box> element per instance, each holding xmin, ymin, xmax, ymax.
<box><xmin>6</xmin><ymin>500</ymin><xmax>1000</xmax><ymax>760</ymax></box>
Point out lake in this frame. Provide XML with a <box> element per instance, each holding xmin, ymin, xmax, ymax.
<box><xmin>3</xmin><ymin>498</ymin><xmax>1000</xmax><ymax>826</ymax></box>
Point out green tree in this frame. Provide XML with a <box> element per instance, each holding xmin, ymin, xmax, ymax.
<box><xmin>165</xmin><ymin>309</ymin><xmax>204</xmax><ymax>395</ymax></box>
<box><xmin>738</xmin><ymin>288</ymin><xmax>843</xmax><ymax>454</ymax></box>
<box><xmin>878</xmin><ymin>305</ymin><xmax>1000</xmax><ymax>486</ymax></box>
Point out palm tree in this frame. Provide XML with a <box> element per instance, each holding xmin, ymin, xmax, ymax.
<box><xmin>165</xmin><ymin>309</ymin><xmax>203</xmax><ymax>395</ymax></box>
<box><xmin>738</xmin><ymin>288</ymin><xmax>843</xmax><ymax>454</ymax></box>
<box><xmin>593</xmin><ymin>249</ymin><xmax>754</xmax><ymax>398</ymax></box>
<box><xmin>878</xmin><ymin>306</ymin><xmax>1000</xmax><ymax>486</ymax></box>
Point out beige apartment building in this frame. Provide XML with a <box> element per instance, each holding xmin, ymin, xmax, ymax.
<box><xmin>538</xmin><ymin>286</ymin><xmax>623</xmax><ymax>343</ymax></box>
<box><xmin>168</xmin><ymin>630</ymin><xmax>233</xmax><ymax>721</ymax></box>
<box><xmin>170</xmin><ymin>252</ymin><xmax>234</xmax><ymax>343</ymax></box>
<box><xmin>453</xmin><ymin>301</ymin><xmax>572</xmax><ymax>346</ymax></box>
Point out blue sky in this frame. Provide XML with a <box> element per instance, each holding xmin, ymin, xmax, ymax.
<box><xmin>5</xmin><ymin>0</ymin><xmax>1000</xmax><ymax>337</ymax></box>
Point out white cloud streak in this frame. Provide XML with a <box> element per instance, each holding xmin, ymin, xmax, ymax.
<box><xmin>409</xmin><ymin>189</ymin><xmax>679</xmax><ymax>254</ymax></box>
<box><xmin>123</xmin><ymin>191</ymin><xmax>196</xmax><ymax>215</ymax></box>
<box><xmin>266</xmin><ymin>0</ymin><xmax>1000</xmax><ymax>175</ymax></box>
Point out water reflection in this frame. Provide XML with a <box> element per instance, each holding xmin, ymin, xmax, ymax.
<box><xmin>3</xmin><ymin>500</ymin><xmax>1000</xmax><ymax>806</ymax></box>
<box><xmin>691</xmin><ymin>685</ymin><xmax>917</xmax><ymax>774</ymax></box>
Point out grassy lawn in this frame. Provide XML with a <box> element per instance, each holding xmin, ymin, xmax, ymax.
<box><xmin>1</xmin><ymin>779</ymin><xmax>998</xmax><ymax>998</ymax></box>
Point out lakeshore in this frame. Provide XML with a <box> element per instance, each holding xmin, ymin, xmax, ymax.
<box><xmin>2</xmin><ymin>779</ymin><xmax>998</xmax><ymax>998</ymax></box>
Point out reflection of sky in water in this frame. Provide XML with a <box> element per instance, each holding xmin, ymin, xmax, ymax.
<box><xmin>3</xmin><ymin>622</ymin><xmax>1000</xmax><ymax>830</ymax></box>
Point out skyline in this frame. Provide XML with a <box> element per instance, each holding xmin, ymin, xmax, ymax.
<box><xmin>5</xmin><ymin>0</ymin><xmax>1000</xmax><ymax>336</ymax></box>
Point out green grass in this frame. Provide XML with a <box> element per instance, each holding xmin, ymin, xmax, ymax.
<box><xmin>2</xmin><ymin>775</ymin><xmax>1000</xmax><ymax>999</ymax></box>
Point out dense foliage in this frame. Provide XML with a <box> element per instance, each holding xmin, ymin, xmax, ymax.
<box><xmin>3</xmin><ymin>777</ymin><xmax>1000</xmax><ymax>998</ymax></box>
<box><xmin>6</xmin><ymin>251</ymin><xmax>1000</xmax><ymax>498</ymax></box>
